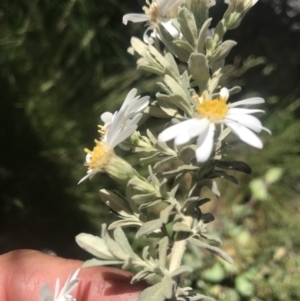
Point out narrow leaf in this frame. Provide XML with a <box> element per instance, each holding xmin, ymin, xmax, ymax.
<box><xmin>214</xmin><ymin>160</ymin><xmax>251</xmax><ymax>174</ymax></box>
<box><xmin>160</xmin><ymin>204</ymin><xmax>175</xmax><ymax>224</ymax></box>
<box><xmin>83</xmin><ymin>259</ymin><xmax>122</xmax><ymax>267</ymax></box>
<box><xmin>136</xmin><ymin>283</ymin><xmax>165</xmax><ymax>301</ymax></box>
<box><xmin>161</xmin><ymin>275</ymin><xmax>176</xmax><ymax>299</ymax></box>
<box><xmin>209</xmin><ymin>170</ymin><xmax>238</xmax><ymax>184</ymax></box>
<box><xmin>108</xmin><ymin>219</ymin><xmax>142</xmax><ymax>230</ymax></box>
<box><xmin>114</xmin><ymin>227</ymin><xmax>137</xmax><ymax>258</ymax></box>
<box><xmin>197</xmin><ymin>18</ymin><xmax>212</xmax><ymax>53</ymax></box>
<box><xmin>189</xmin><ymin>238</ymin><xmax>233</xmax><ymax>263</ymax></box>
<box><xmin>188</xmin><ymin>53</ymin><xmax>210</xmax><ymax>93</ymax></box>
<box><xmin>158</xmin><ymin>236</ymin><xmax>169</xmax><ymax>268</ymax></box>
<box><xmin>136</xmin><ymin>219</ymin><xmax>163</xmax><ymax>238</ymax></box>
<box><xmin>178</xmin><ymin>7</ymin><xmax>197</xmax><ymax>47</ymax></box>
<box><xmin>173</xmin><ymin>222</ymin><xmax>193</xmax><ymax>233</ymax></box>
<box><xmin>171</xmin><ymin>265</ymin><xmax>193</xmax><ymax>277</ymax></box>
<box><xmin>210</xmin><ymin>40</ymin><xmax>237</xmax><ymax>64</ymax></box>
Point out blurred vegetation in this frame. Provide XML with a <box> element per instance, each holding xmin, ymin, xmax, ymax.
<box><xmin>0</xmin><ymin>0</ymin><xmax>299</xmax><ymax>299</ymax></box>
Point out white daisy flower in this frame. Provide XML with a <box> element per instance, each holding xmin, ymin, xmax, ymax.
<box><xmin>123</xmin><ymin>0</ymin><xmax>182</xmax><ymax>44</ymax></box>
<box><xmin>78</xmin><ymin>89</ymin><xmax>149</xmax><ymax>184</ymax></box>
<box><xmin>39</xmin><ymin>269</ymin><xmax>80</xmax><ymax>301</ymax></box>
<box><xmin>158</xmin><ymin>88</ymin><xmax>270</xmax><ymax>162</ymax></box>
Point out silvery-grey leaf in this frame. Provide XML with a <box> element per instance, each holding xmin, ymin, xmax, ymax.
<box><xmin>131</xmin><ymin>270</ymin><xmax>154</xmax><ymax>283</ymax></box>
<box><xmin>164</xmin><ymin>52</ymin><xmax>181</xmax><ymax>83</ymax></box>
<box><xmin>160</xmin><ymin>204</ymin><xmax>175</xmax><ymax>224</ymax></box>
<box><xmin>200</xmin><ymin>233</ymin><xmax>222</xmax><ymax>245</ymax></box>
<box><xmin>188</xmin><ymin>53</ymin><xmax>210</xmax><ymax>93</ymax></box>
<box><xmin>114</xmin><ymin>227</ymin><xmax>138</xmax><ymax>258</ymax></box>
<box><xmin>158</xmin><ymin>236</ymin><xmax>169</xmax><ymax>268</ymax></box>
<box><xmin>173</xmin><ymin>39</ymin><xmax>194</xmax><ymax>56</ymax></box>
<box><xmin>144</xmin><ymin>105</ymin><xmax>176</xmax><ymax>118</ymax></box>
<box><xmin>82</xmin><ymin>258</ymin><xmax>123</xmax><ymax>267</ymax></box>
<box><xmin>136</xmin><ymin>219</ymin><xmax>163</xmax><ymax>238</ymax></box>
<box><xmin>161</xmin><ymin>275</ymin><xmax>176</xmax><ymax>299</ymax></box>
<box><xmin>178</xmin><ymin>7</ymin><xmax>197</xmax><ymax>48</ymax></box>
<box><xmin>187</xmin><ymin>293</ymin><xmax>215</xmax><ymax>301</ymax></box>
<box><xmin>108</xmin><ymin>219</ymin><xmax>142</xmax><ymax>230</ymax></box>
<box><xmin>210</xmin><ymin>40</ymin><xmax>237</xmax><ymax>65</ymax></box>
<box><xmin>162</xmin><ymin>165</ymin><xmax>198</xmax><ymax>178</ymax></box>
<box><xmin>170</xmin><ymin>173</ymin><xmax>184</xmax><ymax>197</ymax></box>
<box><xmin>162</xmin><ymin>75</ymin><xmax>193</xmax><ymax>116</ymax></box>
<box><xmin>189</xmin><ymin>238</ymin><xmax>233</xmax><ymax>263</ymax></box>
<box><xmin>75</xmin><ymin>233</ymin><xmax>114</xmax><ymax>260</ymax></box>
<box><xmin>197</xmin><ymin>18</ymin><xmax>212</xmax><ymax>53</ymax></box>
<box><xmin>136</xmin><ymin>283</ymin><xmax>165</xmax><ymax>301</ymax></box>
<box><xmin>173</xmin><ymin>222</ymin><xmax>193</xmax><ymax>233</ymax></box>
<box><xmin>99</xmin><ymin>189</ymin><xmax>132</xmax><ymax>218</ymax></box>
<box><xmin>104</xmin><ymin>232</ymin><xmax>129</xmax><ymax>261</ymax></box>
<box><xmin>170</xmin><ymin>265</ymin><xmax>193</xmax><ymax>277</ymax></box>
<box><xmin>130</xmin><ymin>37</ymin><xmax>147</xmax><ymax>56</ymax></box>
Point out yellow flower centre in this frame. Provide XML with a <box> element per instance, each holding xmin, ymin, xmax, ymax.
<box><xmin>143</xmin><ymin>0</ymin><xmax>160</xmax><ymax>24</ymax></box>
<box><xmin>195</xmin><ymin>93</ymin><xmax>229</xmax><ymax>122</ymax></box>
<box><xmin>84</xmin><ymin>140</ymin><xmax>113</xmax><ymax>173</ymax></box>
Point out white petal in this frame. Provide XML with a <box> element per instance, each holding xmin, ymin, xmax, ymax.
<box><xmin>261</xmin><ymin>126</ymin><xmax>272</xmax><ymax>135</ymax></box>
<box><xmin>59</xmin><ymin>269</ymin><xmax>80</xmax><ymax>297</ymax></box>
<box><xmin>110</xmin><ymin>126</ymin><xmax>137</xmax><ymax>148</ymax></box>
<box><xmin>122</xmin><ymin>88</ymin><xmax>137</xmax><ymax>107</ymax></box>
<box><xmin>85</xmin><ymin>153</ymin><xmax>91</xmax><ymax>163</ymax></box>
<box><xmin>123</xmin><ymin>14</ymin><xmax>150</xmax><ymax>25</ymax></box>
<box><xmin>175</xmin><ymin>133</ymin><xmax>191</xmax><ymax>145</ymax></box>
<box><xmin>220</xmin><ymin>87</ymin><xmax>229</xmax><ymax>101</ymax></box>
<box><xmin>196</xmin><ymin>123</ymin><xmax>215</xmax><ymax>162</ymax></box>
<box><xmin>225</xmin><ymin>114</ymin><xmax>263</xmax><ymax>133</ymax></box>
<box><xmin>125</xmin><ymin>96</ymin><xmax>149</xmax><ymax>118</ymax></box>
<box><xmin>127</xmin><ymin>113</ymin><xmax>142</xmax><ymax>127</ymax></box>
<box><xmin>161</xmin><ymin>20</ymin><xmax>179</xmax><ymax>38</ymax></box>
<box><xmin>158</xmin><ymin>120</ymin><xmax>192</xmax><ymax>142</ymax></box>
<box><xmin>106</xmin><ymin>110</ymin><xmax>125</xmax><ymax>145</ymax></box>
<box><xmin>158</xmin><ymin>119</ymin><xmax>205</xmax><ymax>143</ymax></box>
<box><xmin>40</xmin><ymin>283</ymin><xmax>54</xmax><ymax>301</ymax></box>
<box><xmin>54</xmin><ymin>279</ymin><xmax>60</xmax><ymax>299</ymax></box>
<box><xmin>78</xmin><ymin>173</ymin><xmax>91</xmax><ymax>184</ymax></box>
<box><xmin>188</xmin><ymin>118</ymin><xmax>210</xmax><ymax>139</ymax></box>
<box><xmin>194</xmin><ymin>120</ymin><xmax>210</xmax><ymax>148</ymax></box>
<box><xmin>212</xmin><ymin>180</ymin><xmax>220</xmax><ymax>197</ymax></box>
<box><xmin>226</xmin><ymin>121</ymin><xmax>263</xmax><ymax>149</ymax></box>
<box><xmin>101</xmin><ymin>112</ymin><xmax>113</xmax><ymax>124</ymax></box>
<box><xmin>228</xmin><ymin>108</ymin><xmax>265</xmax><ymax>115</ymax></box>
<box><xmin>229</xmin><ymin>97</ymin><xmax>264</xmax><ymax>107</ymax></box>
<box><xmin>143</xmin><ymin>26</ymin><xmax>155</xmax><ymax>44</ymax></box>
<box><xmin>175</xmin><ymin>119</ymin><xmax>209</xmax><ymax>145</ymax></box>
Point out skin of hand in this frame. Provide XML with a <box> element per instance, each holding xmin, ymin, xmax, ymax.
<box><xmin>0</xmin><ymin>250</ymin><xmax>146</xmax><ymax>301</ymax></box>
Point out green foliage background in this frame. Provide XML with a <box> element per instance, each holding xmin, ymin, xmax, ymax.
<box><xmin>0</xmin><ymin>0</ymin><xmax>299</xmax><ymax>300</ymax></box>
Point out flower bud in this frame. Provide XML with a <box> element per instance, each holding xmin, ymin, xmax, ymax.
<box><xmin>224</xmin><ymin>0</ymin><xmax>258</xmax><ymax>30</ymax></box>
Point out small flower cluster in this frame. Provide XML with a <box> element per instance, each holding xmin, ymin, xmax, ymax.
<box><xmin>79</xmin><ymin>89</ymin><xmax>149</xmax><ymax>184</ymax></box>
<box><xmin>159</xmin><ymin>87</ymin><xmax>270</xmax><ymax>162</ymax></box>
<box><xmin>42</xmin><ymin>1</ymin><xmax>270</xmax><ymax>301</ymax></box>
<box><xmin>123</xmin><ymin>0</ymin><xmax>182</xmax><ymax>43</ymax></box>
